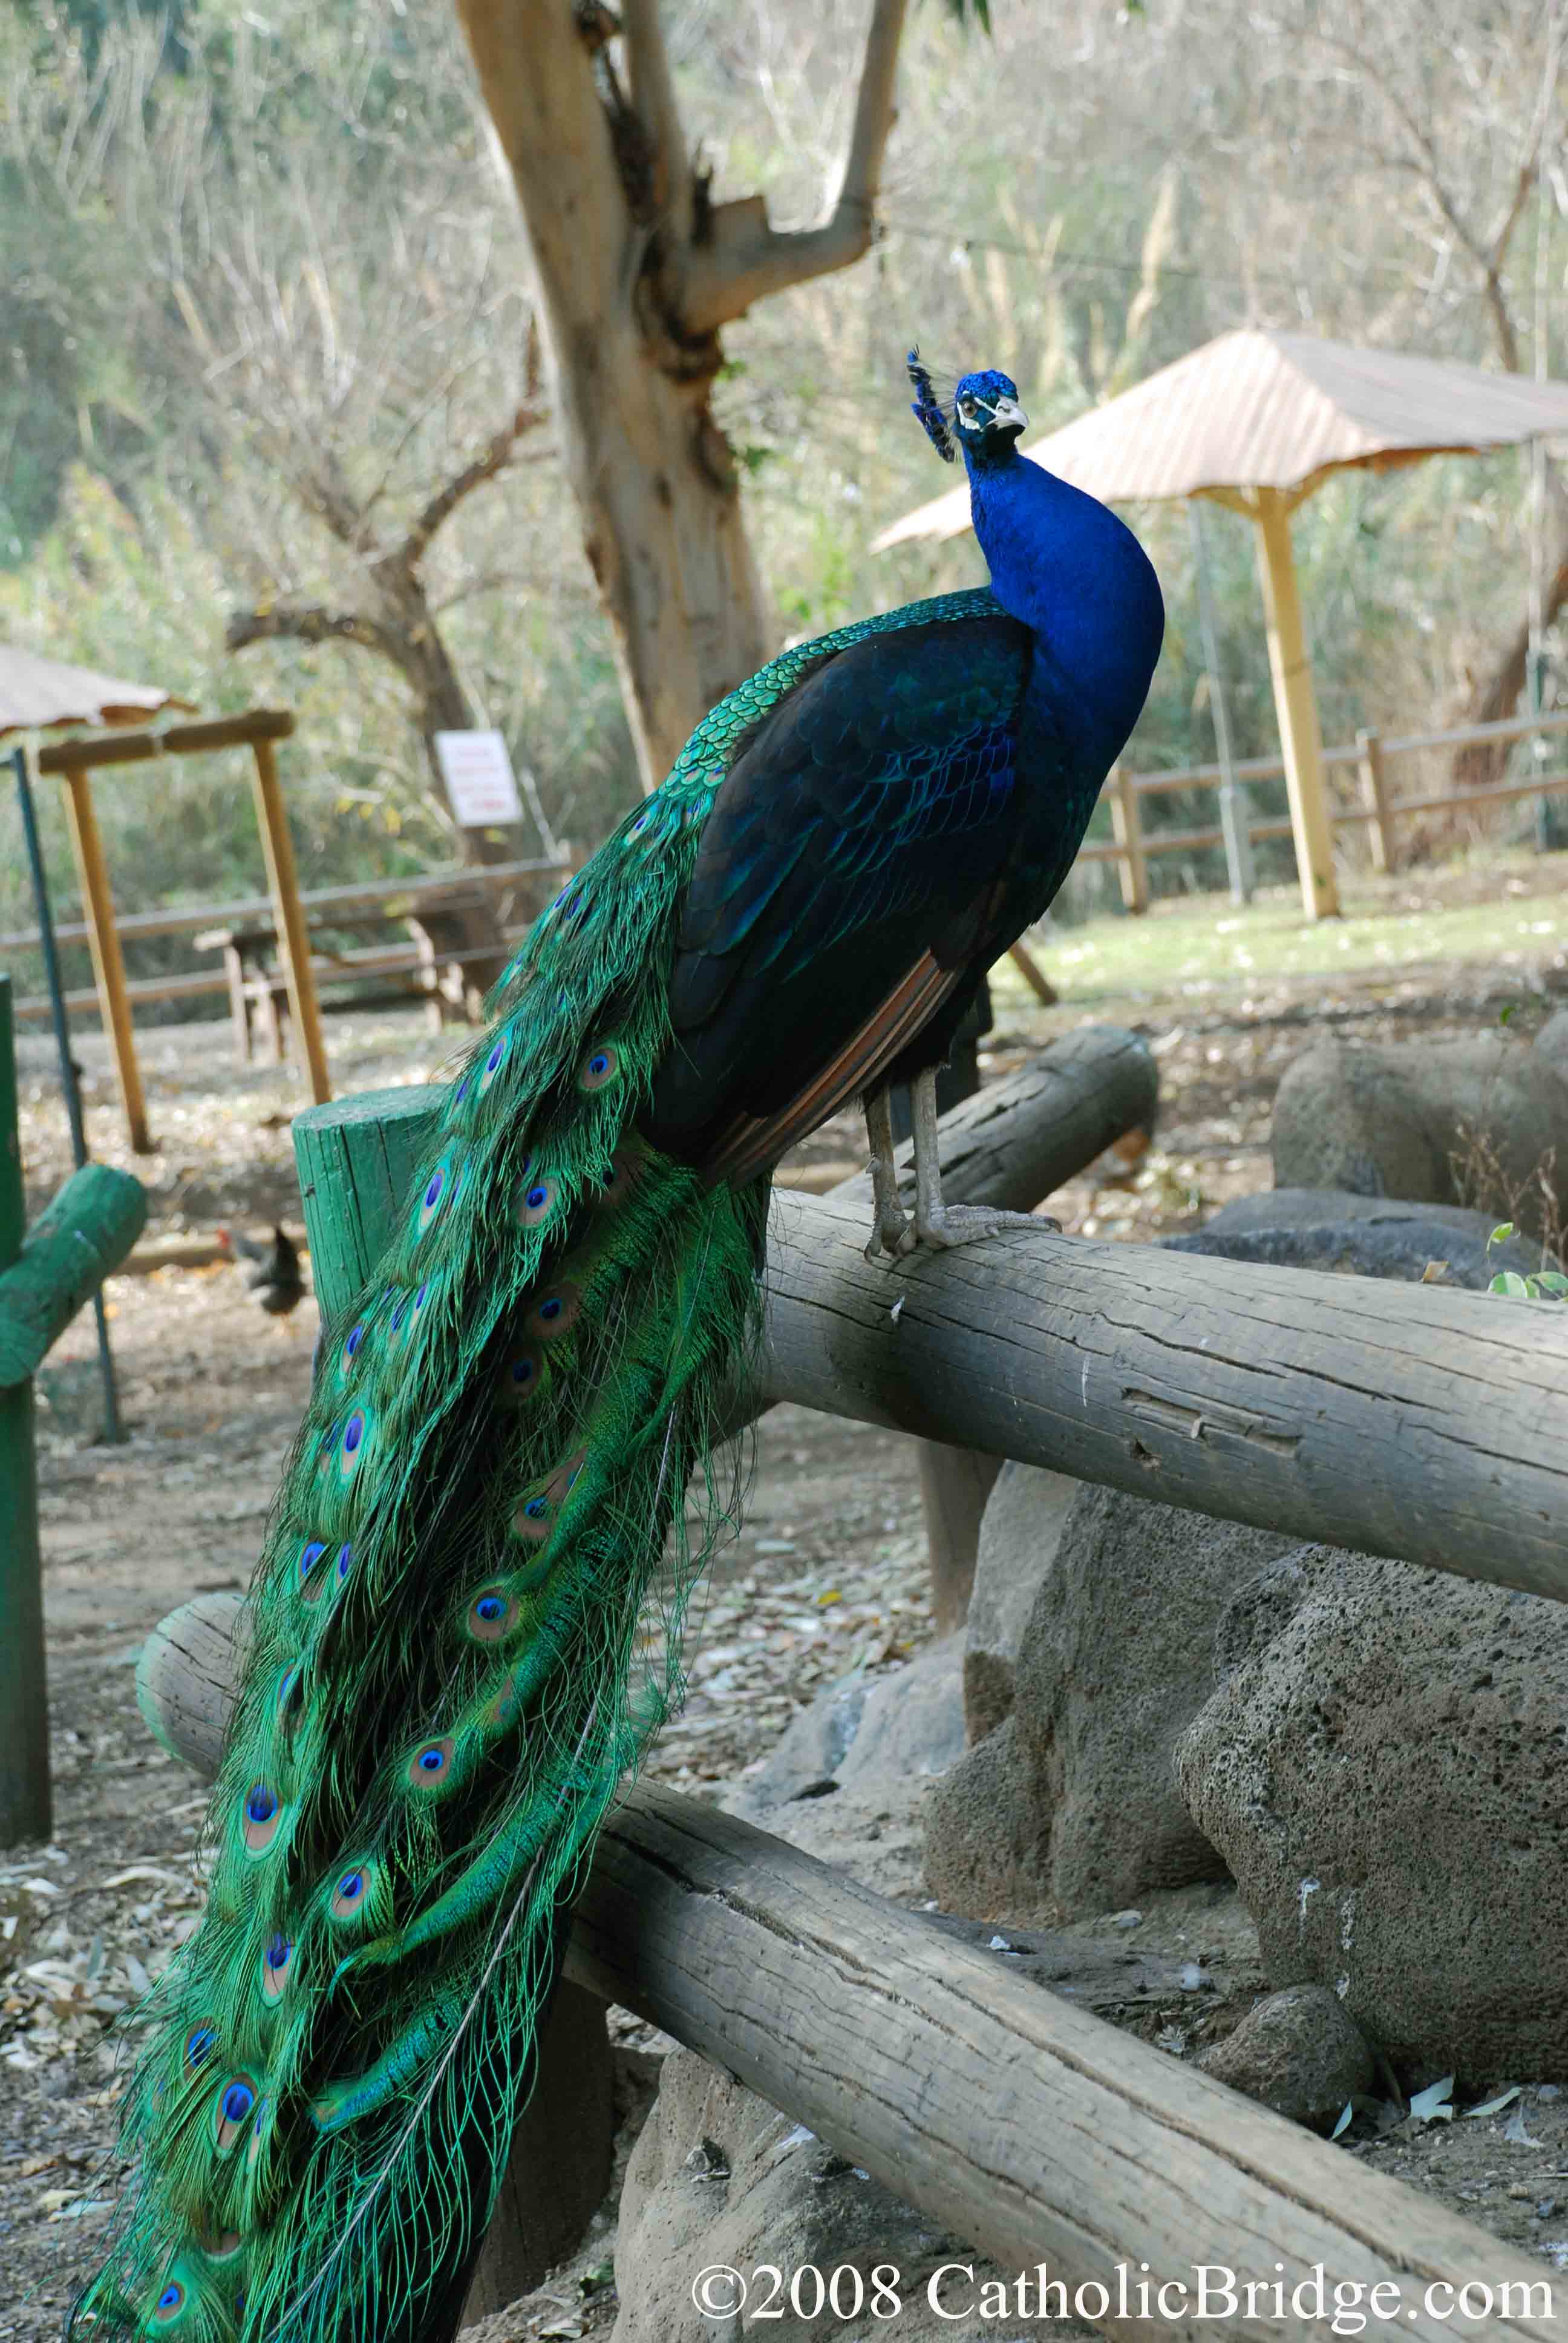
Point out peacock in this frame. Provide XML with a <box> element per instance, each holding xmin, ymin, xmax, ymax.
<box><xmin>74</xmin><ymin>355</ymin><xmax>1163</xmax><ymax>2342</ymax></box>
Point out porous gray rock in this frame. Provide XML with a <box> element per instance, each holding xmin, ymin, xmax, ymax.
<box><xmin>1269</xmin><ymin>1011</ymin><xmax>1568</xmax><ymax>1240</ymax></box>
<box><xmin>1177</xmin><ymin>1543</ymin><xmax>1568</xmax><ymax>2082</ymax></box>
<box><xmin>962</xmin><ymin>1461</ymin><xmax>1080</xmax><ymax>1742</ymax></box>
<box><xmin>924</xmin><ymin>1486</ymin><xmax>1295</xmax><ymax>1920</ymax></box>
<box><xmin>1165</xmin><ymin>1188</ymin><xmax>1542</xmax><ymax>1288</ymax></box>
<box><xmin>725</xmin><ymin>1640</ymin><xmax>965</xmax><ymax>1904</ymax></box>
<box><xmin>1195</xmin><ymin>1984</ymin><xmax>1374</xmax><ymax>2128</ymax></box>
<box><xmin>613</xmin><ymin>2048</ymin><xmax>1094</xmax><ymax>2342</ymax></box>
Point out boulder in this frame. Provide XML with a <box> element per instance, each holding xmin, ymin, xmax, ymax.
<box><xmin>1177</xmin><ymin>1544</ymin><xmax>1568</xmax><ymax>2082</ymax></box>
<box><xmin>962</xmin><ymin>1462</ymin><xmax>1080</xmax><ymax>1742</ymax></box>
<box><xmin>725</xmin><ymin>1640</ymin><xmax>965</xmax><ymax>1904</ymax></box>
<box><xmin>1269</xmin><ymin>1011</ymin><xmax>1568</xmax><ymax>1241</ymax></box>
<box><xmin>613</xmin><ymin>2048</ymin><xmax>1094</xmax><ymax>2342</ymax></box>
<box><xmin>1165</xmin><ymin>1188</ymin><xmax>1543</xmax><ymax>1288</ymax></box>
<box><xmin>924</xmin><ymin>1486</ymin><xmax>1295</xmax><ymax>1920</ymax></box>
<box><xmin>1195</xmin><ymin>1984</ymin><xmax>1374</xmax><ymax>2128</ymax></box>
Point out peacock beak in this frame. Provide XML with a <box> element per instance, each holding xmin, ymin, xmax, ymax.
<box><xmin>989</xmin><ymin>393</ymin><xmax>1028</xmax><ymax>434</ymax></box>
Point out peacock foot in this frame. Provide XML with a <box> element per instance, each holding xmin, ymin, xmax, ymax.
<box><xmin>863</xmin><ymin>1161</ymin><xmax>915</xmax><ymax>1262</ymax></box>
<box><xmin>901</xmin><ymin>1204</ymin><xmax>1061</xmax><ymax>1253</ymax></box>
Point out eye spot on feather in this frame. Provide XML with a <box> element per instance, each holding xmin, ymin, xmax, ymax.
<box><xmin>477</xmin><ymin>1030</ymin><xmax>509</xmax><ymax>1097</ymax></box>
<box><xmin>200</xmin><ymin>2230</ymin><xmax>243</xmax><ymax>2262</ymax></box>
<box><xmin>275</xmin><ymin>1662</ymin><xmax>303</xmax><ymax>1732</ymax></box>
<box><xmin>336</xmin><ymin>1541</ymin><xmax>353</xmax><ymax>1585</ymax></box>
<box><xmin>414</xmin><ymin>1156</ymin><xmax>452</xmax><ymax>1239</ymax></box>
<box><xmin>340</xmin><ymin>1322</ymin><xmax>365</xmax><ymax>1375</ymax></box>
<box><xmin>515</xmin><ymin>1175</ymin><xmax>558</xmax><ymax>1230</ymax></box>
<box><xmin>185</xmin><ymin>2023</ymin><xmax>217</xmax><ymax>2070</ymax></box>
<box><xmin>296</xmin><ymin>1539</ymin><xmax>328</xmax><ymax>1601</ymax></box>
<box><xmin>577</xmin><ymin>1043</ymin><xmax>619</xmax><ymax>1093</ymax></box>
<box><xmin>214</xmin><ymin>2072</ymin><xmax>258</xmax><ymax>2152</ymax></box>
<box><xmin>496</xmin><ymin>1345</ymin><xmax>547</xmax><ymax>1407</ymax></box>
<box><xmin>242</xmin><ymin>1783</ymin><xmax>282</xmax><ymax>1856</ymax></box>
<box><xmin>525</xmin><ymin>1282</ymin><xmax>581</xmax><ymax>1342</ymax></box>
<box><xmin>338</xmin><ymin>1407</ymin><xmax>370</xmax><ymax>1483</ymax></box>
<box><xmin>407</xmin><ymin>1735</ymin><xmax>456</xmax><ymax>1789</ymax></box>
<box><xmin>260</xmin><ymin>1934</ymin><xmax>292</xmax><ymax>2002</ymax></box>
<box><xmin>330</xmin><ymin>1867</ymin><xmax>369</xmax><ymax>1920</ymax></box>
<box><xmin>468</xmin><ymin>1587</ymin><xmax>518</xmax><ymax>1643</ymax></box>
<box><xmin>153</xmin><ymin>2279</ymin><xmax>186</xmax><ymax>2321</ymax></box>
<box><xmin>512</xmin><ymin>1490</ymin><xmax>554</xmax><ymax>1545</ymax></box>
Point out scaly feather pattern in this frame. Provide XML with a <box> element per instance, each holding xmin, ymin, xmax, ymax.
<box><xmin>74</xmin><ymin>584</ymin><xmax>1037</xmax><ymax>2343</ymax></box>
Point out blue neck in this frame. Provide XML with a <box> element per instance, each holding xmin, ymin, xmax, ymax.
<box><xmin>966</xmin><ymin>444</ymin><xmax>1164</xmax><ymax>770</ymax></box>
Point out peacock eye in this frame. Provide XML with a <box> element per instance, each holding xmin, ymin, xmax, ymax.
<box><xmin>959</xmin><ymin>397</ymin><xmax>979</xmax><ymax>421</ymax></box>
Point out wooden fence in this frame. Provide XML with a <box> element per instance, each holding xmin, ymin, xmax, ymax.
<box><xmin>1090</xmin><ymin>705</ymin><xmax>1568</xmax><ymax>911</ymax></box>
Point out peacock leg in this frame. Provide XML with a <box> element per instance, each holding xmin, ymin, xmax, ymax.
<box><xmin>863</xmin><ymin>1085</ymin><xmax>912</xmax><ymax>1262</ymax></box>
<box><xmin>904</xmin><ymin>1065</ymin><xmax>1060</xmax><ymax>1250</ymax></box>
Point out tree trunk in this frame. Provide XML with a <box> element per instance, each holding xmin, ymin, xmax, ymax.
<box><xmin>1451</xmin><ymin>545</ymin><xmax>1568</xmax><ymax>793</ymax></box>
<box><xmin>454</xmin><ymin>0</ymin><xmax>906</xmax><ymax>788</ymax></box>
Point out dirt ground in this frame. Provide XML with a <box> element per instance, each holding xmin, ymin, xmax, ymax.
<box><xmin>4</xmin><ymin>870</ymin><xmax>1567</xmax><ymax>2336</ymax></box>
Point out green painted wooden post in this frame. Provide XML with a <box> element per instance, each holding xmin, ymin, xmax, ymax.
<box><xmin>293</xmin><ymin>1083</ymin><xmax>443</xmax><ymax>1327</ymax></box>
<box><xmin>290</xmin><ymin>1080</ymin><xmax>615</xmax><ymax>2313</ymax></box>
<box><xmin>0</xmin><ymin>977</ymin><xmax>149</xmax><ymax>1845</ymax></box>
<box><xmin>0</xmin><ymin>976</ymin><xmax>49</xmax><ymax>1844</ymax></box>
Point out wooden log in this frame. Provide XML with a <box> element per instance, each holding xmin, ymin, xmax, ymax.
<box><xmin>1107</xmin><ymin>762</ymin><xmax>1148</xmax><ymax>913</ymax></box>
<box><xmin>0</xmin><ymin>978</ymin><xmax>50</xmax><ymax>1844</ymax></box>
<box><xmin>34</xmin><ymin>706</ymin><xmax>295</xmax><ymax>773</ymax></box>
<box><xmin>1356</xmin><ymin>725</ymin><xmax>1395</xmax><ymax>874</ymax></box>
<box><xmin>0</xmin><ymin>1162</ymin><xmax>148</xmax><ymax>1388</ymax></box>
<box><xmin>1250</xmin><ymin>487</ymin><xmax>1340</xmax><ymax>922</ymax></box>
<box><xmin>249</xmin><ymin>736</ymin><xmax>332</xmax><ymax>1107</ymax></box>
<box><xmin>762</xmin><ymin>1190</ymin><xmax>1568</xmax><ymax>1602</ymax></box>
<box><xmin>59</xmin><ymin>768</ymin><xmax>152</xmax><ymax>1153</ymax></box>
<box><xmin>131</xmin><ymin>1643</ymin><xmax>1561</xmax><ymax>2342</ymax></box>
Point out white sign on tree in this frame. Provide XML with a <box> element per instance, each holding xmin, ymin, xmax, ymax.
<box><xmin>434</xmin><ymin>730</ymin><xmax>524</xmax><ymax>828</ymax></box>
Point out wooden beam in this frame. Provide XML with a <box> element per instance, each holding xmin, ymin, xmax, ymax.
<box><xmin>34</xmin><ymin>707</ymin><xmax>294</xmax><ymax>775</ymax></box>
<box><xmin>1250</xmin><ymin>487</ymin><xmax>1341</xmax><ymax>920</ymax></box>
<box><xmin>59</xmin><ymin>769</ymin><xmax>151</xmax><ymax>1153</ymax></box>
<box><xmin>1356</xmin><ymin>726</ymin><xmax>1395</xmax><ymax>874</ymax></box>
<box><xmin>0</xmin><ymin>1163</ymin><xmax>147</xmax><ymax>1388</ymax></box>
<box><xmin>131</xmin><ymin>1631</ymin><xmax>1562</xmax><ymax>2343</ymax></box>
<box><xmin>248</xmin><ymin>738</ymin><xmax>331</xmax><ymax>1107</ymax></box>
<box><xmin>1004</xmin><ymin>939</ymin><xmax>1057</xmax><ymax>1004</ymax></box>
<box><xmin>1107</xmin><ymin>762</ymin><xmax>1149</xmax><ymax>913</ymax></box>
<box><xmin>760</xmin><ymin>1191</ymin><xmax>1568</xmax><ymax>1604</ymax></box>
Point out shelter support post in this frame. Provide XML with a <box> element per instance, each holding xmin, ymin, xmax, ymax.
<box><xmin>1357</xmin><ymin>726</ymin><xmax>1396</xmax><ymax>874</ymax></box>
<box><xmin>249</xmin><ymin>737</ymin><xmax>332</xmax><ymax>1107</ymax></box>
<box><xmin>59</xmin><ymin>769</ymin><xmax>152</xmax><ymax>1153</ymax></box>
<box><xmin>1108</xmin><ymin>763</ymin><xmax>1148</xmax><ymax>913</ymax></box>
<box><xmin>1250</xmin><ymin>487</ymin><xmax>1341</xmax><ymax>920</ymax></box>
<box><xmin>0</xmin><ymin>978</ymin><xmax>49</xmax><ymax>1843</ymax></box>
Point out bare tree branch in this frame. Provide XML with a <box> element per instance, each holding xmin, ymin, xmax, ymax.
<box><xmin>681</xmin><ymin>0</ymin><xmax>909</xmax><ymax>335</ymax></box>
<box><xmin>224</xmin><ymin>604</ymin><xmax>407</xmax><ymax>664</ymax></box>
<box><xmin>394</xmin><ymin>398</ymin><xmax>548</xmax><ymax>573</ymax></box>
<box><xmin>621</xmin><ymin>0</ymin><xmax>691</xmax><ymax>243</ymax></box>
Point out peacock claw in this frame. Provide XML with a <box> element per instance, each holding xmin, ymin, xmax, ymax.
<box><xmin>905</xmin><ymin>1204</ymin><xmax>1060</xmax><ymax>1251</ymax></box>
<box><xmin>862</xmin><ymin>1092</ymin><xmax>913</xmax><ymax>1262</ymax></box>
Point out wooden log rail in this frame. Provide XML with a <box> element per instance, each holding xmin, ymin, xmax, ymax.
<box><xmin>761</xmin><ymin>1191</ymin><xmax>1568</xmax><ymax>1604</ymax></box>
<box><xmin>136</xmin><ymin>1653</ymin><xmax>1561</xmax><ymax>2343</ymax></box>
<box><xmin>0</xmin><ymin>1161</ymin><xmax>147</xmax><ymax>1388</ymax></box>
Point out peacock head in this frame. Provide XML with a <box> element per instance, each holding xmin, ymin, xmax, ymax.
<box><xmin>905</xmin><ymin>350</ymin><xmax>1027</xmax><ymax>468</ymax></box>
<box><xmin>950</xmin><ymin>369</ymin><xmax>1028</xmax><ymax>465</ymax></box>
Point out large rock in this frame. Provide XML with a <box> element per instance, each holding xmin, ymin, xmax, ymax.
<box><xmin>924</xmin><ymin>1485</ymin><xmax>1295</xmax><ymax>1920</ymax></box>
<box><xmin>1177</xmin><ymin>1543</ymin><xmax>1568</xmax><ymax>2082</ymax></box>
<box><xmin>725</xmin><ymin>1641</ymin><xmax>965</xmax><ymax>1904</ymax></box>
<box><xmin>962</xmin><ymin>1462</ymin><xmax>1079</xmax><ymax>1742</ymax></box>
<box><xmin>1195</xmin><ymin>1984</ymin><xmax>1374</xmax><ymax>2128</ymax></box>
<box><xmin>1166</xmin><ymin>1188</ymin><xmax>1543</xmax><ymax>1288</ymax></box>
<box><xmin>1269</xmin><ymin>1011</ymin><xmax>1568</xmax><ymax>1240</ymax></box>
<box><xmin>613</xmin><ymin>2049</ymin><xmax>1094</xmax><ymax>2342</ymax></box>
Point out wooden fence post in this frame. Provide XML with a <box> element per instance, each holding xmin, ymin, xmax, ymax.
<box><xmin>249</xmin><ymin>737</ymin><xmax>332</xmax><ymax>1107</ymax></box>
<box><xmin>1108</xmin><ymin>764</ymin><xmax>1149</xmax><ymax>913</ymax></box>
<box><xmin>59</xmin><ymin>770</ymin><xmax>152</xmax><ymax>1154</ymax></box>
<box><xmin>1356</xmin><ymin>726</ymin><xmax>1396</xmax><ymax>874</ymax></box>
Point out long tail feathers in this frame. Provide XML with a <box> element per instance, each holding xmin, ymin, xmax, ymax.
<box><xmin>76</xmin><ymin>784</ymin><xmax>768</xmax><ymax>2340</ymax></box>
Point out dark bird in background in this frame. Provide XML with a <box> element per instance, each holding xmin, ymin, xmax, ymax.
<box><xmin>77</xmin><ymin>356</ymin><xmax>1162</xmax><ymax>2342</ymax></box>
<box><xmin>217</xmin><ymin>1223</ymin><xmax>306</xmax><ymax>1318</ymax></box>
